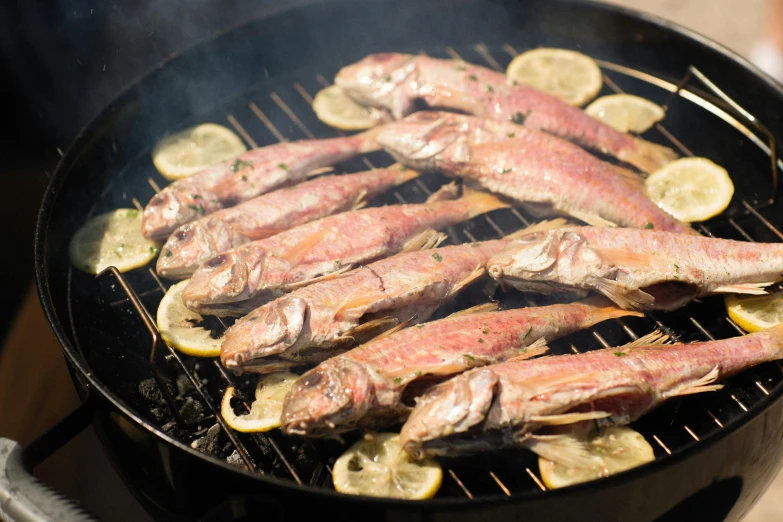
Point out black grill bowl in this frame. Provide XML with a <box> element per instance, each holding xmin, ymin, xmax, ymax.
<box><xmin>34</xmin><ymin>0</ymin><xmax>783</xmax><ymax>520</ymax></box>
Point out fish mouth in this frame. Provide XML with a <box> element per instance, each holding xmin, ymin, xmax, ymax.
<box><xmin>181</xmin><ymin>250</ymin><xmax>259</xmax><ymax>313</ymax></box>
<box><xmin>141</xmin><ymin>192</ymin><xmax>181</xmax><ymax>240</ymax></box>
<box><xmin>335</xmin><ymin>53</ymin><xmax>415</xmax><ymax>113</ymax></box>
<box><xmin>220</xmin><ymin>295</ymin><xmax>308</xmax><ymax>370</ymax></box>
<box><xmin>376</xmin><ymin>114</ymin><xmax>458</xmax><ymax>162</ymax></box>
<box><xmin>156</xmin><ymin>223</ymin><xmax>215</xmax><ymax>280</ymax></box>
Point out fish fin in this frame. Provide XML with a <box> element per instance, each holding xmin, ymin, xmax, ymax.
<box><xmin>352</xmin><ymin>189</ymin><xmax>368</xmax><ymax>211</ymax></box>
<box><xmin>460</xmin><ymin>187</ymin><xmax>510</xmax><ymax>218</ymax></box>
<box><xmin>503</xmin><ymin>218</ymin><xmax>573</xmax><ymax>240</ymax></box>
<box><xmin>592</xmin><ymin>278</ymin><xmax>655</xmax><ymax>310</ymax></box>
<box><xmin>373</xmin><ymin>314</ymin><xmax>420</xmax><ymax>340</ymax></box>
<box><xmin>447</xmin><ymin>302</ymin><xmax>500</xmax><ymax>318</ymax></box>
<box><xmin>448</xmin><ymin>265</ymin><xmax>487</xmax><ymax>298</ymax></box>
<box><xmin>280</xmin><ymin>228</ymin><xmax>326</xmax><ymax>267</ymax></box>
<box><xmin>665</xmin><ymin>366</ymin><xmax>724</xmax><ymax>398</ymax></box>
<box><xmin>426</xmin><ymin>181</ymin><xmax>460</xmax><ymax>203</ymax></box>
<box><xmin>400</xmin><ymin>229</ymin><xmax>448</xmax><ymax>254</ymax></box>
<box><xmin>522</xmin><ymin>432</ymin><xmax>605</xmax><ymax>469</ymax></box>
<box><xmin>282</xmin><ymin>265</ymin><xmax>355</xmax><ymax>290</ymax></box>
<box><xmin>594</xmin><ymin>248</ymin><xmax>653</xmax><ymax>269</ymax></box>
<box><xmin>342</xmin><ymin>317</ymin><xmax>399</xmax><ymax>341</ymax></box>
<box><xmin>388</xmin><ymin>163</ymin><xmax>421</xmax><ymax>183</ymax></box>
<box><xmin>567</xmin><ymin>209</ymin><xmax>619</xmax><ymax>228</ymax></box>
<box><xmin>712</xmin><ymin>282</ymin><xmax>773</xmax><ymax>295</ymax></box>
<box><xmin>619</xmin><ymin>137</ymin><xmax>678</xmax><ymax>174</ymax></box>
<box><xmin>529</xmin><ymin>410</ymin><xmax>611</xmax><ymax>426</ymax></box>
<box><xmin>507</xmin><ymin>337</ymin><xmax>549</xmax><ymax>362</ymax></box>
<box><xmin>306</xmin><ymin>166</ymin><xmax>335</xmax><ymax>178</ymax></box>
<box><xmin>612</xmin><ymin>165</ymin><xmax>647</xmax><ymax>186</ymax></box>
<box><xmin>334</xmin><ymin>292</ymin><xmax>387</xmax><ymax>321</ymax></box>
<box><xmin>612</xmin><ymin>329</ymin><xmax>672</xmax><ymax>352</ymax></box>
<box><xmin>575</xmin><ymin>295</ymin><xmax>646</xmax><ymax>319</ymax></box>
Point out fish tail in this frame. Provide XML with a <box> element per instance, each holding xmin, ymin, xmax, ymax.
<box><xmin>619</xmin><ymin>137</ymin><xmax>678</xmax><ymax>174</ymax></box>
<box><xmin>354</xmin><ymin>126</ymin><xmax>386</xmax><ymax>153</ymax></box>
<box><xmin>460</xmin><ymin>187</ymin><xmax>509</xmax><ymax>218</ymax></box>
<box><xmin>575</xmin><ymin>295</ymin><xmax>646</xmax><ymax>321</ymax></box>
<box><xmin>388</xmin><ymin>163</ymin><xmax>421</xmax><ymax>183</ymax></box>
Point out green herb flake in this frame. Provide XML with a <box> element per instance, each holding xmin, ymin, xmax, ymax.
<box><xmin>486</xmin><ymin>85</ymin><xmax>494</xmax><ymax>93</ymax></box>
<box><xmin>614</xmin><ymin>351</ymin><xmax>627</xmax><ymax>357</ymax></box>
<box><xmin>507</xmin><ymin>132</ymin><xmax>515</xmax><ymax>138</ymax></box>
<box><xmin>674</xmin><ymin>264</ymin><xmax>680</xmax><ymax>272</ymax></box>
<box><xmin>454</xmin><ymin>64</ymin><xmax>467</xmax><ymax>72</ymax></box>
<box><xmin>400</xmin><ymin>165</ymin><xmax>408</xmax><ymax>171</ymax></box>
<box><xmin>382</xmin><ymin>74</ymin><xmax>392</xmax><ymax>82</ymax></box>
<box><xmin>414</xmin><ymin>371</ymin><xmax>422</xmax><ymax>377</ymax></box>
<box><xmin>278</xmin><ymin>163</ymin><xmax>290</xmax><ymax>172</ymax></box>
<box><xmin>469</xmin><ymin>242</ymin><xmax>480</xmax><ymax>248</ymax></box>
<box><xmin>463</xmin><ymin>354</ymin><xmax>476</xmax><ymax>362</ymax></box>
<box><xmin>191</xmin><ymin>194</ymin><xmax>202</xmax><ymax>200</ymax></box>
<box><xmin>241</xmin><ymin>175</ymin><xmax>248</xmax><ymax>181</ymax></box>
<box><xmin>164</xmin><ymin>250</ymin><xmax>172</xmax><ymax>258</ymax></box>
<box><xmin>501</xmin><ymin>167</ymin><xmax>513</xmax><ymax>174</ymax></box>
<box><xmin>468</xmin><ymin>74</ymin><xmax>478</xmax><ymax>81</ymax></box>
<box><xmin>510</xmin><ymin>110</ymin><xmax>531</xmax><ymax>125</ymax></box>
<box><xmin>644</xmin><ymin>222</ymin><xmax>654</xmax><ymax>229</ymax></box>
<box><xmin>522</xmin><ymin>326</ymin><xmax>533</xmax><ymax>341</ymax></box>
<box><xmin>149</xmin><ymin>246</ymin><xmax>156</xmax><ymax>253</ymax></box>
<box><xmin>482</xmin><ymin>328</ymin><xmax>489</xmax><ymax>334</ymax></box>
<box><xmin>126</xmin><ymin>209</ymin><xmax>139</xmax><ymax>217</ymax></box>
<box><xmin>432</xmin><ymin>252</ymin><xmax>443</xmax><ymax>262</ymax></box>
<box><xmin>478</xmin><ymin>338</ymin><xmax>484</xmax><ymax>343</ymax></box>
<box><xmin>416</xmin><ymin>324</ymin><xmax>425</xmax><ymax>329</ymax></box>
<box><xmin>394</xmin><ymin>376</ymin><xmax>402</xmax><ymax>385</ymax></box>
<box><xmin>250</xmin><ymin>183</ymin><xmax>256</xmax><ymax>189</ymax></box>
<box><xmin>230</xmin><ymin>159</ymin><xmax>252</xmax><ymax>172</ymax></box>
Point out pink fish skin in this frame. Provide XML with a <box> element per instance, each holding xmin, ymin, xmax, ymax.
<box><xmin>487</xmin><ymin>226</ymin><xmax>783</xmax><ymax>311</ymax></box>
<box><xmin>377</xmin><ymin>111</ymin><xmax>695</xmax><ymax>234</ymax></box>
<box><xmin>280</xmin><ymin>299</ymin><xmax>641</xmax><ymax>437</ymax></box>
<box><xmin>182</xmin><ymin>187</ymin><xmax>506</xmax><ymax>317</ymax></box>
<box><xmin>141</xmin><ymin>131</ymin><xmax>380</xmax><ymax>240</ymax></box>
<box><xmin>219</xmin><ymin>240</ymin><xmax>508</xmax><ymax>374</ymax></box>
<box><xmin>400</xmin><ymin>323</ymin><xmax>783</xmax><ymax>459</ymax></box>
<box><xmin>335</xmin><ymin>53</ymin><xmax>676</xmax><ymax>173</ymax></box>
<box><xmin>155</xmin><ymin>166</ymin><xmax>418</xmax><ymax>279</ymax></box>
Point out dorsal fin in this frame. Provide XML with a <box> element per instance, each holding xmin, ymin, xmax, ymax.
<box><xmin>447</xmin><ymin>302</ymin><xmax>499</xmax><ymax>318</ymax></box>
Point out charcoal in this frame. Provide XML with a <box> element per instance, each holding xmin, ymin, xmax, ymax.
<box><xmin>137</xmin><ymin>378</ymin><xmax>175</xmax><ymax>407</ymax></box>
<box><xmin>191</xmin><ymin>424</ymin><xmax>224</xmax><ymax>455</ymax></box>
<box><xmin>226</xmin><ymin>450</ymin><xmax>249</xmax><ymax>470</ymax></box>
<box><xmin>149</xmin><ymin>406</ymin><xmax>168</xmax><ymax>422</ymax></box>
<box><xmin>175</xmin><ymin>374</ymin><xmax>194</xmax><ymax>397</ymax></box>
<box><xmin>162</xmin><ymin>420</ymin><xmax>187</xmax><ymax>440</ymax></box>
<box><xmin>178</xmin><ymin>396</ymin><xmax>205</xmax><ymax>423</ymax></box>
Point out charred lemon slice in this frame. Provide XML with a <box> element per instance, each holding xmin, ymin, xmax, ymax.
<box><xmin>156</xmin><ymin>279</ymin><xmax>223</xmax><ymax>357</ymax></box>
<box><xmin>538</xmin><ymin>426</ymin><xmax>655</xmax><ymax>489</ymax></box>
<box><xmin>221</xmin><ymin>372</ymin><xmax>299</xmax><ymax>433</ymax></box>
<box><xmin>645</xmin><ymin>157</ymin><xmax>734</xmax><ymax>222</ymax></box>
<box><xmin>312</xmin><ymin>85</ymin><xmax>384</xmax><ymax>131</ymax></box>
<box><xmin>69</xmin><ymin>208</ymin><xmax>158</xmax><ymax>274</ymax></box>
<box><xmin>726</xmin><ymin>293</ymin><xmax>783</xmax><ymax>332</ymax></box>
<box><xmin>585</xmin><ymin>94</ymin><xmax>665</xmax><ymax>133</ymax></box>
<box><xmin>152</xmin><ymin>123</ymin><xmax>247</xmax><ymax>181</ymax></box>
<box><xmin>506</xmin><ymin>48</ymin><xmax>603</xmax><ymax>106</ymax></box>
<box><xmin>332</xmin><ymin>433</ymin><xmax>442</xmax><ymax>499</ymax></box>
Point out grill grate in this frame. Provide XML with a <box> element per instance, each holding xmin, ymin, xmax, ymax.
<box><xmin>84</xmin><ymin>43</ymin><xmax>783</xmax><ymax>499</ymax></box>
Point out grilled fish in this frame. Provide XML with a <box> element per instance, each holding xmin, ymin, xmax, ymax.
<box><xmin>156</xmin><ymin>166</ymin><xmax>418</xmax><ymax>279</ymax></box>
<box><xmin>182</xmin><ymin>185</ymin><xmax>506</xmax><ymax>317</ymax></box>
<box><xmin>400</xmin><ymin>325</ymin><xmax>783</xmax><ymax>461</ymax></box>
<box><xmin>141</xmin><ymin>131</ymin><xmax>380</xmax><ymax>240</ymax></box>
<box><xmin>487</xmin><ymin>226</ymin><xmax>783</xmax><ymax>311</ymax></box>
<box><xmin>220</xmin><ymin>239</ymin><xmax>512</xmax><ymax>374</ymax></box>
<box><xmin>335</xmin><ymin>53</ymin><xmax>676</xmax><ymax>173</ymax></box>
<box><xmin>377</xmin><ymin>111</ymin><xmax>695</xmax><ymax>234</ymax></box>
<box><xmin>281</xmin><ymin>299</ymin><xmax>641</xmax><ymax>437</ymax></box>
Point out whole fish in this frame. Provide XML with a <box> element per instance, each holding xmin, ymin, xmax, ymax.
<box><xmin>182</xmin><ymin>186</ymin><xmax>507</xmax><ymax>317</ymax></box>
<box><xmin>487</xmin><ymin>226</ymin><xmax>783</xmax><ymax>311</ymax></box>
<box><xmin>281</xmin><ymin>299</ymin><xmax>641</xmax><ymax>437</ymax></box>
<box><xmin>377</xmin><ymin>111</ymin><xmax>695</xmax><ymax>234</ymax></box>
<box><xmin>335</xmin><ymin>53</ymin><xmax>676</xmax><ymax>173</ymax></box>
<box><xmin>141</xmin><ymin>130</ymin><xmax>380</xmax><ymax>240</ymax></box>
<box><xmin>400</xmin><ymin>324</ymin><xmax>783</xmax><ymax>462</ymax></box>
<box><xmin>156</xmin><ymin>166</ymin><xmax>418</xmax><ymax>279</ymax></box>
<box><xmin>220</xmin><ymin>239</ymin><xmax>514</xmax><ymax>374</ymax></box>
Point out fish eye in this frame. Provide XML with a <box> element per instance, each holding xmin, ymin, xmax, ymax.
<box><xmin>174</xmin><ymin>229</ymin><xmax>190</xmax><ymax>241</ymax></box>
<box><xmin>301</xmin><ymin>370</ymin><xmax>323</xmax><ymax>388</ymax></box>
<box><xmin>205</xmin><ymin>254</ymin><xmax>227</xmax><ymax>268</ymax></box>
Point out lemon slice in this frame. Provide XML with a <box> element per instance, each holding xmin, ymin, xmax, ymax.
<box><xmin>538</xmin><ymin>426</ymin><xmax>655</xmax><ymax>489</ymax></box>
<box><xmin>645</xmin><ymin>157</ymin><xmax>734</xmax><ymax>222</ymax></box>
<box><xmin>726</xmin><ymin>293</ymin><xmax>783</xmax><ymax>333</ymax></box>
<box><xmin>584</xmin><ymin>94</ymin><xmax>665</xmax><ymax>133</ymax></box>
<box><xmin>312</xmin><ymin>85</ymin><xmax>383</xmax><ymax>131</ymax></box>
<box><xmin>69</xmin><ymin>208</ymin><xmax>158</xmax><ymax>274</ymax></box>
<box><xmin>332</xmin><ymin>433</ymin><xmax>442</xmax><ymax>499</ymax></box>
<box><xmin>156</xmin><ymin>279</ymin><xmax>223</xmax><ymax>357</ymax></box>
<box><xmin>506</xmin><ymin>48</ymin><xmax>603</xmax><ymax>106</ymax></box>
<box><xmin>152</xmin><ymin>123</ymin><xmax>247</xmax><ymax>181</ymax></box>
<box><xmin>221</xmin><ymin>372</ymin><xmax>299</xmax><ymax>433</ymax></box>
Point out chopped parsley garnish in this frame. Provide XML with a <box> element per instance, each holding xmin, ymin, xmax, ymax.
<box><xmin>454</xmin><ymin>64</ymin><xmax>467</xmax><ymax>71</ymax></box>
<box><xmin>188</xmin><ymin>203</ymin><xmax>206</xmax><ymax>215</ymax></box>
<box><xmin>522</xmin><ymin>326</ymin><xmax>533</xmax><ymax>341</ymax></box>
<box><xmin>394</xmin><ymin>376</ymin><xmax>402</xmax><ymax>384</ymax></box>
<box><xmin>614</xmin><ymin>351</ymin><xmax>627</xmax><ymax>357</ymax></box>
<box><xmin>382</xmin><ymin>74</ymin><xmax>392</xmax><ymax>82</ymax></box>
<box><xmin>486</xmin><ymin>85</ymin><xmax>494</xmax><ymax>93</ymax></box>
<box><xmin>164</xmin><ymin>250</ymin><xmax>172</xmax><ymax>258</ymax></box>
<box><xmin>414</xmin><ymin>371</ymin><xmax>422</xmax><ymax>377</ymax></box>
<box><xmin>469</xmin><ymin>242</ymin><xmax>480</xmax><ymax>247</ymax></box>
<box><xmin>334</xmin><ymin>259</ymin><xmax>340</xmax><ymax>266</ymax></box>
<box><xmin>149</xmin><ymin>246</ymin><xmax>156</xmax><ymax>253</ymax></box>
<box><xmin>644</xmin><ymin>222</ymin><xmax>654</xmax><ymax>229</ymax></box>
<box><xmin>230</xmin><ymin>159</ymin><xmax>252</xmax><ymax>172</ymax></box>
<box><xmin>127</xmin><ymin>209</ymin><xmax>139</xmax><ymax>217</ymax></box>
<box><xmin>191</xmin><ymin>194</ymin><xmax>202</xmax><ymax>200</ymax></box>
<box><xmin>501</xmin><ymin>167</ymin><xmax>513</xmax><ymax>174</ymax></box>
<box><xmin>482</xmin><ymin>328</ymin><xmax>489</xmax><ymax>334</ymax></box>
<box><xmin>250</xmin><ymin>183</ymin><xmax>256</xmax><ymax>189</ymax></box>
<box><xmin>507</xmin><ymin>132</ymin><xmax>515</xmax><ymax>138</ymax></box>
<box><xmin>432</xmin><ymin>252</ymin><xmax>443</xmax><ymax>262</ymax></box>
<box><xmin>674</xmin><ymin>264</ymin><xmax>680</xmax><ymax>272</ymax></box>
<box><xmin>400</xmin><ymin>165</ymin><xmax>408</xmax><ymax>171</ymax></box>
<box><xmin>416</xmin><ymin>324</ymin><xmax>425</xmax><ymax>329</ymax></box>
<box><xmin>468</xmin><ymin>74</ymin><xmax>478</xmax><ymax>81</ymax></box>
<box><xmin>463</xmin><ymin>354</ymin><xmax>475</xmax><ymax>362</ymax></box>
<box><xmin>278</xmin><ymin>162</ymin><xmax>290</xmax><ymax>172</ymax></box>
<box><xmin>510</xmin><ymin>110</ymin><xmax>532</xmax><ymax>125</ymax></box>
<box><xmin>241</xmin><ymin>175</ymin><xmax>248</xmax><ymax>181</ymax></box>
<box><xmin>478</xmin><ymin>338</ymin><xmax>484</xmax><ymax>343</ymax></box>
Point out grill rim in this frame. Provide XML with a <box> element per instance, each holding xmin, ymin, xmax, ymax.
<box><xmin>32</xmin><ymin>0</ymin><xmax>783</xmax><ymax>507</ymax></box>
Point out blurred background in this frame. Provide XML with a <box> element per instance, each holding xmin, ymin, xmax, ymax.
<box><xmin>0</xmin><ymin>0</ymin><xmax>779</xmax><ymax>520</ymax></box>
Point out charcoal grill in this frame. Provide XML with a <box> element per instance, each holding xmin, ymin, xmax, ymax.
<box><xmin>5</xmin><ymin>0</ymin><xmax>783</xmax><ymax>520</ymax></box>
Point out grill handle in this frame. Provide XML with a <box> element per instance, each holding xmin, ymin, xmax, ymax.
<box><xmin>0</xmin><ymin>398</ymin><xmax>98</xmax><ymax>522</ymax></box>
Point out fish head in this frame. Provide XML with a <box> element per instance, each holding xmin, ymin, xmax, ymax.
<box><xmin>376</xmin><ymin>111</ymin><xmax>472</xmax><ymax>167</ymax></box>
<box><xmin>181</xmin><ymin>249</ymin><xmax>258</xmax><ymax>311</ymax></box>
<box><xmin>141</xmin><ymin>191</ymin><xmax>183</xmax><ymax>240</ymax></box>
<box><xmin>401</xmin><ymin>368</ymin><xmax>498</xmax><ymax>458</ymax></box>
<box><xmin>335</xmin><ymin>53</ymin><xmax>416</xmax><ymax>118</ymax></box>
<box><xmin>488</xmin><ymin>230</ymin><xmax>564</xmax><ymax>278</ymax></box>
<box><xmin>280</xmin><ymin>358</ymin><xmax>373</xmax><ymax>437</ymax></box>
<box><xmin>220</xmin><ymin>295</ymin><xmax>308</xmax><ymax>371</ymax></box>
<box><xmin>156</xmin><ymin>222</ymin><xmax>217</xmax><ymax>279</ymax></box>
